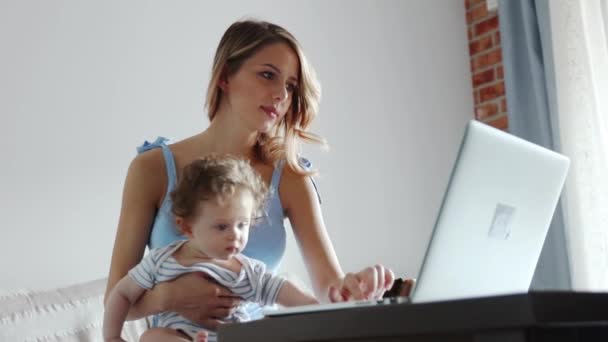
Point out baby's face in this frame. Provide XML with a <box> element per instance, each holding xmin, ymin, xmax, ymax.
<box><xmin>188</xmin><ymin>189</ymin><xmax>254</xmax><ymax>260</ymax></box>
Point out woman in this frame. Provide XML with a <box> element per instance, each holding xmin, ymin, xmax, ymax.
<box><xmin>105</xmin><ymin>19</ymin><xmax>395</xmax><ymax>331</ymax></box>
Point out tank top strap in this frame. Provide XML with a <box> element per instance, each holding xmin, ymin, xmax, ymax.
<box><xmin>271</xmin><ymin>157</ymin><xmax>321</xmax><ymax>205</ymax></box>
<box><xmin>270</xmin><ymin>160</ymin><xmax>286</xmax><ymax>192</ymax></box>
<box><xmin>298</xmin><ymin>157</ymin><xmax>322</xmax><ymax>205</ymax></box>
<box><xmin>136</xmin><ymin>136</ymin><xmax>177</xmax><ymax>191</ymax></box>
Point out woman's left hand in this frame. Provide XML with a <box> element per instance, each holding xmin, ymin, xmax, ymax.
<box><xmin>328</xmin><ymin>264</ymin><xmax>395</xmax><ymax>302</ymax></box>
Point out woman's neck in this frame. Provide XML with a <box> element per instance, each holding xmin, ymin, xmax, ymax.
<box><xmin>202</xmin><ymin>109</ymin><xmax>258</xmax><ymax>160</ymax></box>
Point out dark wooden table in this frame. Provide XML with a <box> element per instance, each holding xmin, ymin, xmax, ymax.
<box><xmin>218</xmin><ymin>292</ymin><xmax>608</xmax><ymax>341</ymax></box>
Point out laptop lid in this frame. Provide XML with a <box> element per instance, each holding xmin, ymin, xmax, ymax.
<box><xmin>411</xmin><ymin>120</ymin><xmax>570</xmax><ymax>303</ymax></box>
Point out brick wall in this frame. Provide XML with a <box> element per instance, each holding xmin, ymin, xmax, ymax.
<box><xmin>466</xmin><ymin>0</ymin><xmax>508</xmax><ymax>130</ymax></box>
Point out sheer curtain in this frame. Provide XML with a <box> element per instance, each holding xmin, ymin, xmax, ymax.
<box><xmin>499</xmin><ymin>0</ymin><xmax>571</xmax><ymax>290</ymax></box>
<box><xmin>548</xmin><ymin>0</ymin><xmax>608</xmax><ymax>291</ymax></box>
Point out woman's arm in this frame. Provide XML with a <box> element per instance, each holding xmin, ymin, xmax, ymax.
<box><xmin>280</xmin><ymin>168</ymin><xmax>344</xmax><ymax>302</ymax></box>
<box><xmin>105</xmin><ymin>151</ymin><xmax>169</xmax><ymax>319</ymax></box>
<box><xmin>280</xmin><ymin>168</ymin><xmax>395</xmax><ymax>302</ymax></box>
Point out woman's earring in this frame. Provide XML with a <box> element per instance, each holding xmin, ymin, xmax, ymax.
<box><xmin>219</xmin><ymin>80</ymin><xmax>228</xmax><ymax>91</ymax></box>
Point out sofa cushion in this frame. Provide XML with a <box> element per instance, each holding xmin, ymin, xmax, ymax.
<box><xmin>0</xmin><ymin>278</ymin><xmax>146</xmax><ymax>341</ymax></box>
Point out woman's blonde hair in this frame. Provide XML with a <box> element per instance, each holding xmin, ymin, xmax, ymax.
<box><xmin>205</xmin><ymin>19</ymin><xmax>326</xmax><ymax>176</ymax></box>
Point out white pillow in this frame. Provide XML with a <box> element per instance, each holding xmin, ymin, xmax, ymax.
<box><xmin>0</xmin><ymin>278</ymin><xmax>147</xmax><ymax>342</ymax></box>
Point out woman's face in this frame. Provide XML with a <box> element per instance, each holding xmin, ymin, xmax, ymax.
<box><xmin>223</xmin><ymin>42</ymin><xmax>300</xmax><ymax>133</ymax></box>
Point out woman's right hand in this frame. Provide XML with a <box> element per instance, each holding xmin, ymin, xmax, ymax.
<box><xmin>159</xmin><ymin>272</ymin><xmax>242</xmax><ymax>330</ymax></box>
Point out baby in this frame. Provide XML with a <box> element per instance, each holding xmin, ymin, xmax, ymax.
<box><xmin>103</xmin><ymin>155</ymin><xmax>318</xmax><ymax>342</ymax></box>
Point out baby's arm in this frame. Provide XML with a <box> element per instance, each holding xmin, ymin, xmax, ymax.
<box><xmin>102</xmin><ymin>276</ymin><xmax>146</xmax><ymax>342</ymax></box>
<box><xmin>275</xmin><ymin>280</ymin><xmax>319</xmax><ymax>307</ymax></box>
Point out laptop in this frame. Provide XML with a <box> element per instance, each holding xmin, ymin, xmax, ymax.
<box><xmin>264</xmin><ymin>120</ymin><xmax>570</xmax><ymax>316</ymax></box>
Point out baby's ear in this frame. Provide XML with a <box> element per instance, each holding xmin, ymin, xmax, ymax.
<box><xmin>175</xmin><ymin>216</ymin><xmax>193</xmax><ymax>238</ymax></box>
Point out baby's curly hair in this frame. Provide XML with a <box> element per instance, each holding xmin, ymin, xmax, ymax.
<box><xmin>170</xmin><ymin>155</ymin><xmax>269</xmax><ymax>222</ymax></box>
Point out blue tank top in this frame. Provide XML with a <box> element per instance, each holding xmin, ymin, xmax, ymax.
<box><xmin>137</xmin><ymin>136</ymin><xmax>303</xmax><ymax>273</ymax></box>
<box><xmin>137</xmin><ymin>137</ymin><xmax>321</xmax><ymax>321</ymax></box>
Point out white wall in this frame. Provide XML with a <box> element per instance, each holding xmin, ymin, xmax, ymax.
<box><xmin>0</xmin><ymin>0</ymin><xmax>473</xmax><ymax>291</ymax></box>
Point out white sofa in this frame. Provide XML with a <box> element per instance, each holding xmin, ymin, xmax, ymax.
<box><xmin>0</xmin><ymin>278</ymin><xmax>147</xmax><ymax>342</ymax></box>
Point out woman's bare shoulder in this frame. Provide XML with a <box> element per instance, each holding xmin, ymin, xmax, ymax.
<box><xmin>130</xmin><ymin>148</ymin><xmax>165</xmax><ymax>176</ymax></box>
<box><xmin>131</xmin><ymin>134</ymin><xmax>198</xmax><ymax>176</ymax></box>
<box><xmin>279</xmin><ymin>163</ymin><xmax>317</xmax><ymax>212</ymax></box>
<box><xmin>125</xmin><ymin>148</ymin><xmax>168</xmax><ymax>206</ymax></box>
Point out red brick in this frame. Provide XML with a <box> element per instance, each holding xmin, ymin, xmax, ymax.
<box><xmin>497</xmin><ymin>65</ymin><xmax>504</xmax><ymax>79</ymax></box>
<box><xmin>475</xmin><ymin>16</ymin><xmax>499</xmax><ymax>36</ymax></box>
<box><xmin>472</xmin><ymin>48</ymin><xmax>502</xmax><ymax>71</ymax></box>
<box><xmin>474</xmin><ymin>90</ymin><xmax>480</xmax><ymax>105</ymax></box>
<box><xmin>500</xmin><ymin>97</ymin><xmax>507</xmax><ymax>112</ymax></box>
<box><xmin>487</xmin><ymin>48</ymin><xmax>502</xmax><ymax>64</ymax></box>
<box><xmin>495</xmin><ymin>31</ymin><xmax>501</xmax><ymax>45</ymax></box>
<box><xmin>472</xmin><ymin>69</ymin><xmax>495</xmax><ymax>87</ymax></box>
<box><xmin>466</xmin><ymin>0</ymin><xmax>484</xmax><ymax>10</ymax></box>
<box><xmin>479</xmin><ymin>82</ymin><xmax>505</xmax><ymax>102</ymax></box>
<box><xmin>472</xmin><ymin>55</ymin><xmax>485</xmax><ymax>71</ymax></box>
<box><xmin>468</xmin><ymin>27</ymin><xmax>473</xmax><ymax>40</ymax></box>
<box><xmin>469</xmin><ymin>36</ymin><xmax>493</xmax><ymax>55</ymax></box>
<box><xmin>486</xmin><ymin>114</ymin><xmax>509</xmax><ymax>131</ymax></box>
<box><xmin>475</xmin><ymin>102</ymin><xmax>499</xmax><ymax>119</ymax></box>
<box><xmin>470</xmin><ymin>4</ymin><xmax>489</xmax><ymax>22</ymax></box>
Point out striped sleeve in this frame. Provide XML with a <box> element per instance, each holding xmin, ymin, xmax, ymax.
<box><xmin>247</xmin><ymin>259</ymin><xmax>286</xmax><ymax>306</ymax></box>
<box><xmin>127</xmin><ymin>250</ymin><xmax>160</xmax><ymax>290</ymax></box>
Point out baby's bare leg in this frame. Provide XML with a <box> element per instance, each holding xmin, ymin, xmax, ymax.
<box><xmin>140</xmin><ymin>328</ymin><xmax>191</xmax><ymax>342</ymax></box>
<box><xmin>194</xmin><ymin>330</ymin><xmax>208</xmax><ymax>342</ymax></box>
